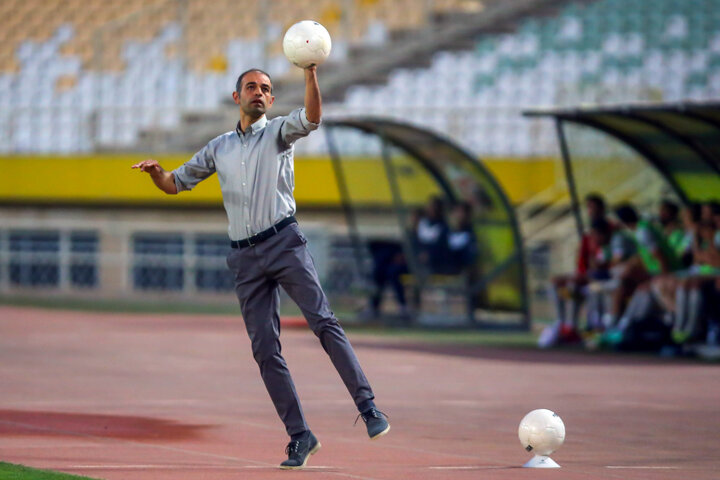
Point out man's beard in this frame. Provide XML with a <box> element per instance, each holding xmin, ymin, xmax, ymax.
<box><xmin>243</xmin><ymin>102</ymin><xmax>265</xmax><ymax>117</ymax></box>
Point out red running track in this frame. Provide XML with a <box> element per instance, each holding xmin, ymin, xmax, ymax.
<box><xmin>1</xmin><ymin>306</ymin><xmax>719</xmax><ymax>480</ymax></box>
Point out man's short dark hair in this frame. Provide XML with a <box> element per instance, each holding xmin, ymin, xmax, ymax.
<box><xmin>235</xmin><ymin>69</ymin><xmax>273</xmax><ymax>94</ymax></box>
<box><xmin>585</xmin><ymin>193</ymin><xmax>606</xmax><ymax>213</ymax></box>
<box><xmin>614</xmin><ymin>203</ymin><xmax>639</xmax><ymax>225</ymax></box>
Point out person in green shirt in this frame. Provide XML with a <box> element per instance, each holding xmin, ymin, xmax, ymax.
<box><xmin>673</xmin><ymin>219</ymin><xmax>720</xmax><ymax>343</ymax></box>
<box><xmin>659</xmin><ymin>200</ymin><xmax>686</xmax><ymax>259</ymax></box>
<box><xmin>651</xmin><ymin>203</ymin><xmax>699</xmax><ymax>317</ymax></box>
<box><xmin>711</xmin><ymin>203</ymin><xmax>720</xmax><ymax>344</ymax></box>
<box><xmin>712</xmin><ymin>201</ymin><xmax>720</xmax><ymax>254</ymax></box>
<box><xmin>609</xmin><ymin>204</ymin><xmax>682</xmax><ymax>326</ymax></box>
<box><xmin>646</xmin><ymin>201</ymin><xmax>720</xmax><ymax>345</ymax></box>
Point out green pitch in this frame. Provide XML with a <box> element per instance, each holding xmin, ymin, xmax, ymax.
<box><xmin>0</xmin><ymin>462</ymin><xmax>99</xmax><ymax>480</ymax></box>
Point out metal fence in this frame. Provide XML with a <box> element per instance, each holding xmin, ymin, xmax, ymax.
<box><xmin>0</xmin><ymin>227</ymin><xmax>367</xmax><ymax>304</ymax></box>
<box><xmin>4</xmin><ymin>231</ymin><xmax>99</xmax><ymax>290</ymax></box>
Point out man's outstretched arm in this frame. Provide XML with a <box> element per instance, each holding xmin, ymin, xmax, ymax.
<box><xmin>304</xmin><ymin>65</ymin><xmax>321</xmax><ymax>124</ymax></box>
<box><xmin>131</xmin><ymin>159</ymin><xmax>178</xmax><ymax>194</ymax></box>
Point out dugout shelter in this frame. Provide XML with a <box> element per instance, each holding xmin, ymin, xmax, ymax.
<box><xmin>524</xmin><ymin>102</ymin><xmax>720</xmax><ymax>236</ymax></box>
<box><xmin>322</xmin><ymin>118</ymin><xmax>529</xmax><ymax>329</ymax></box>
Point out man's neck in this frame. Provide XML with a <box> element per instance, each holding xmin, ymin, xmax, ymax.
<box><xmin>239</xmin><ymin>113</ymin><xmax>264</xmax><ymax>133</ymax></box>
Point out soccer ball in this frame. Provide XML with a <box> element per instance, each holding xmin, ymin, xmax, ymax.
<box><xmin>518</xmin><ymin>409</ymin><xmax>565</xmax><ymax>457</ymax></box>
<box><xmin>282</xmin><ymin>20</ymin><xmax>332</xmax><ymax>68</ymax></box>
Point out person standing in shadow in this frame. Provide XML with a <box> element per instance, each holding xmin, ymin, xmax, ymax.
<box><xmin>416</xmin><ymin>196</ymin><xmax>450</xmax><ymax>273</ymax></box>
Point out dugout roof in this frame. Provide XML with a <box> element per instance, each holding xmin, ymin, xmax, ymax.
<box><xmin>524</xmin><ymin>101</ymin><xmax>720</xmax><ymax>204</ymax></box>
<box><xmin>323</xmin><ymin>118</ymin><xmax>529</xmax><ymax>328</ymax></box>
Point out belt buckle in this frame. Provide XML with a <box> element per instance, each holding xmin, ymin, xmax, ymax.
<box><xmin>247</xmin><ymin>236</ymin><xmax>255</xmax><ymax>247</ymax></box>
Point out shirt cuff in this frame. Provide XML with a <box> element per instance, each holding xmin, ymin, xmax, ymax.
<box><xmin>300</xmin><ymin>107</ymin><xmax>321</xmax><ymax>130</ymax></box>
<box><xmin>172</xmin><ymin>170</ymin><xmax>190</xmax><ymax>192</ymax></box>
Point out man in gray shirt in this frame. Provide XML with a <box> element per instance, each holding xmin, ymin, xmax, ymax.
<box><xmin>132</xmin><ymin>66</ymin><xmax>389</xmax><ymax>469</ymax></box>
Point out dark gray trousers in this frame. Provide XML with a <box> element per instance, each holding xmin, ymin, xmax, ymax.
<box><xmin>226</xmin><ymin>222</ymin><xmax>374</xmax><ymax>436</ymax></box>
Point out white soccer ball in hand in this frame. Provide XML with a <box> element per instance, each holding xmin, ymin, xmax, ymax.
<box><xmin>282</xmin><ymin>20</ymin><xmax>332</xmax><ymax>68</ymax></box>
<box><xmin>518</xmin><ymin>409</ymin><xmax>566</xmax><ymax>456</ymax></box>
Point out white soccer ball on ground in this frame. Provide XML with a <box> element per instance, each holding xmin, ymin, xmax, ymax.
<box><xmin>282</xmin><ymin>20</ymin><xmax>332</xmax><ymax>68</ymax></box>
<box><xmin>518</xmin><ymin>409</ymin><xmax>566</xmax><ymax>457</ymax></box>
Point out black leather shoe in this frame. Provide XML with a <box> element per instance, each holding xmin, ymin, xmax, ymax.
<box><xmin>356</xmin><ymin>408</ymin><xmax>390</xmax><ymax>440</ymax></box>
<box><xmin>279</xmin><ymin>432</ymin><xmax>321</xmax><ymax>469</ymax></box>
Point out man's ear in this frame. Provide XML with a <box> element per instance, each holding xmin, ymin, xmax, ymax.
<box><xmin>232</xmin><ymin>91</ymin><xmax>240</xmax><ymax>105</ymax></box>
<box><xmin>268</xmin><ymin>95</ymin><xmax>275</xmax><ymax>107</ymax></box>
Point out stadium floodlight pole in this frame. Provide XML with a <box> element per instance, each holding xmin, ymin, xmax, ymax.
<box><xmin>555</xmin><ymin>118</ymin><xmax>584</xmax><ymax>240</ymax></box>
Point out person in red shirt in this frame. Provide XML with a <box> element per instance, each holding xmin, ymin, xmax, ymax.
<box><xmin>540</xmin><ymin>194</ymin><xmax>609</xmax><ymax>347</ymax></box>
<box><xmin>575</xmin><ymin>195</ymin><xmax>608</xmax><ymax>275</ymax></box>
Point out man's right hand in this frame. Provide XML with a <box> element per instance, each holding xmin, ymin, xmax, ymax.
<box><xmin>131</xmin><ymin>159</ymin><xmax>178</xmax><ymax>194</ymax></box>
<box><xmin>132</xmin><ymin>159</ymin><xmax>162</xmax><ymax>174</ymax></box>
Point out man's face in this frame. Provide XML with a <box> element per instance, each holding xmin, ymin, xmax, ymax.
<box><xmin>427</xmin><ymin>200</ymin><xmax>442</xmax><ymax>220</ymax></box>
<box><xmin>701</xmin><ymin>204</ymin><xmax>713</xmax><ymax>222</ymax></box>
<box><xmin>449</xmin><ymin>207</ymin><xmax>463</xmax><ymax>229</ymax></box>
<box><xmin>586</xmin><ymin>200</ymin><xmax>603</xmax><ymax>221</ymax></box>
<box><xmin>233</xmin><ymin>71</ymin><xmax>274</xmax><ymax>117</ymax></box>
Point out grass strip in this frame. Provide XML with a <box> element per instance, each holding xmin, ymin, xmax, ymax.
<box><xmin>0</xmin><ymin>462</ymin><xmax>99</xmax><ymax>480</ymax></box>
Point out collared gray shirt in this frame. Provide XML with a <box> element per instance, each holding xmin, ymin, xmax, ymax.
<box><xmin>173</xmin><ymin>108</ymin><xmax>320</xmax><ymax>241</ymax></box>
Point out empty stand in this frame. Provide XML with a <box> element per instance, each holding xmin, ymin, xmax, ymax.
<box><xmin>0</xmin><ymin>0</ymin><xmax>466</xmax><ymax>152</ymax></box>
<box><xmin>1</xmin><ymin>0</ymin><xmax>719</xmax><ymax>153</ymax></box>
<box><xmin>333</xmin><ymin>0</ymin><xmax>720</xmax><ymax>157</ymax></box>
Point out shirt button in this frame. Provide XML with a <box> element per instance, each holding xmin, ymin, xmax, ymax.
<box><xmin>242</xmin><ymin>182</ymin><xmax>246</xmax><ymax>186</ymax></box>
